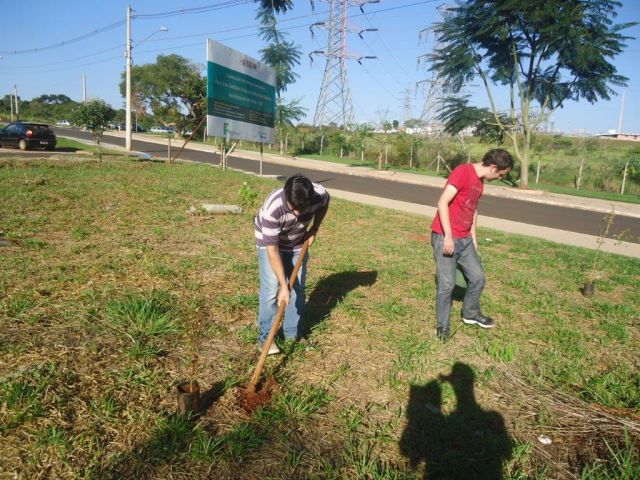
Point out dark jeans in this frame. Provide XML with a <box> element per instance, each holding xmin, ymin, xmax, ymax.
<box><xmin>431</xmin><ymin>232</ymin><xmax>485</xmax><ymax>330</ymax></box>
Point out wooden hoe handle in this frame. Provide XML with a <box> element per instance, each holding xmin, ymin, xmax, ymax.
<box><xmin>248</xmin><ymin>241</ymin><xmax>310</xmax><ymax>391</ymax></box>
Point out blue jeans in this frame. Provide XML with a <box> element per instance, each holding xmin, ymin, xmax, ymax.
<box><xmin>431</xmin><ymin>232</ymin><xmax>485</xmax><ymax>330</ymax></box>
<box><xmin>257</xmin><ymin>247</ymin><xmax>309</xmax><ymax>344</ymax></box>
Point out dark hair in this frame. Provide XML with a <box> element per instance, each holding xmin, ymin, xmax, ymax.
<box><xmin>284</xmin><ymin>175</ymin><xmax>314</xmax><ymax>211</ymax></box>
<box><xmin>481</xmin><ymin>149</ymin><xmax>514</xmax><ymax>170</ymax></box>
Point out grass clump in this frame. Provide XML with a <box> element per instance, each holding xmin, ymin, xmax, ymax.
<box><xmin>104</xmin><ymin>290</ymin><xmax>179</xmax><ymax>357</ymax></box>
<box><xmin>581</xmin><ymin>432</ymin><xmax>640</xmax><ymax>480</ymax></box>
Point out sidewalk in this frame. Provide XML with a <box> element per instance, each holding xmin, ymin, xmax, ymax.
<box><xmin>74</xmin><ymin>131</ymin><xmax>640</xmax><ymax>258</ymax></box>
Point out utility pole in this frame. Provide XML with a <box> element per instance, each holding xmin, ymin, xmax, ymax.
<box><xmin>125</xmin><ymin>4</ymin><xmax>132</xmax><ymax>151</ymax></box>
<box><xmin>13</xmin><ymin>84</ymin><xmax>19</xmax><ymax>121</ymax></box>
<box><xmin>617</xmin><ymin>89</ymin><xmax>626</xmax><ymax>135</ymax></box>
<box><xmin>82</xmin><ymin>74</ymin><xmax>87</xmax><ymax>103</ymax></box>
<box><xmin>9</xmin><ymin>93</ymin><xmax>14</xmax><ymax>121</ymax></box>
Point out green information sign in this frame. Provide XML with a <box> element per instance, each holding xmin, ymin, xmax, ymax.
<box><xmin>207</xmin><ymin>62</ymin><xmax>275</xmax><ymax>127</ymax></box>
<box><xmin>206</xmin><ymin>39</ymin><xmax>276</xmax><ymax>143</ymax></box>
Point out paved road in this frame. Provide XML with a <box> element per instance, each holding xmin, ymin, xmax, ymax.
<box><xmin>56</xmin><ymin>128</ymin><xmax>640</xmax><ymax>244</ymax></box>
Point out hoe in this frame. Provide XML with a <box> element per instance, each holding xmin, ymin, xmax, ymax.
<box><xmin>240</xmin><ymin>241</ymin><xmax>309</xmax><ymax>412</ymax></box>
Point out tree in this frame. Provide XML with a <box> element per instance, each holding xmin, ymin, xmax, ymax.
<box><xmin>354</xmin><ymin>124</ymin><xmax>374</xmax><ymax>162</ymax></box>
<box><xmin>430</xmin><ymin>0</ymin><xmax>635</xmax><ymax>188</ymax></box>
<box><xmin>330</xmin><ymin>131</ymin><xmax>349</xmax><ymax>158</ymax></box>
<box><xmin>120</xmin><ymin>55</ymin><xmax>205</xmax><ymax>133</ymax></box>
<box><xmin>256</xmin><ymin>2</ymin><xmax>306</xmax><ymax>152</ymax></box>
<box><xmin>33</xmin><ymin>94</ymin><xmax>73</xmax><ymax>105</ymax></box>
<box><xmin>438</xmin><ymin>95</ymin><xmax>506</xmax><ymax>144</ymax></box>
<box><xmin>404</xmin><ymin>118</ymin><xmax>423</xmax><ymax>129</ymax></box>
<box><xmin>72</xmin><ymin>100</ymin><xmax>115</xmax><ymax>162</ymax></box>
<box><xmin>255</xmin><ymin>0</ymin><xmax>292</xmax><ymax>13</ymax></box>
<box><xmin>622</xmin><ymin>147</ymin><xmax>640</xmax><ymax>184</ymax></box>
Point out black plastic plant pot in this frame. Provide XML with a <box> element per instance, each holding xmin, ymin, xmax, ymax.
<box><xmin>177</xmin><ymin>381</ymin><xmax>201</xmax><ymax>414</ymax></box>
<box><xmin>580</xmin><ymin>281</ymin><xmax>595</xmax><ymax>298</ymax></box>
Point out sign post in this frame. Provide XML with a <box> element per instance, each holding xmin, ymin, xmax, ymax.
<box><xmin>206</xmin><ymin>39</ymin><xmax>275</xmax><ymax>172</ymax></box>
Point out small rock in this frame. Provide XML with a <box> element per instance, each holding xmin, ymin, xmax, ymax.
<box><xmin>537</xmin><ymin>434</ymin><xmax>552</xmax><ymax>445</ymax></box>
<box><xmin>201</xmin><ymin>204</ymin><xmax>242</xmax><ymax>214</ymax></box>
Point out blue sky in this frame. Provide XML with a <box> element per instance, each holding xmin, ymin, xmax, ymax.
<box><xmin>1</xmin><ymin>0</ymin><xmax>638</xmax><ymax>134</ymax></box>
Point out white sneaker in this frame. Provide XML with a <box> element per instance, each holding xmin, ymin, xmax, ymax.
<box><xmin>258</xmin><ymin>342</ymin><xmax>280</xmax><ymax>355</ymax></box>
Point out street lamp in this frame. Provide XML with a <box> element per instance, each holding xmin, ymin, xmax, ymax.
<box><xmin>125</xmin><ymin>8</ymin><xmax>168</xmax><ymax>150</ymax></box>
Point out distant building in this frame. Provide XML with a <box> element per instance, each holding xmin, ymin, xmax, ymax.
<box><xmin>594</xmin><ymin>132</ymin><xmax>640</xmax><ymax>141</ymax></box>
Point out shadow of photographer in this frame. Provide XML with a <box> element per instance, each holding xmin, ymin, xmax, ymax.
<box><xmin>400</xmin><ymin>362</ymin><xmax>513</xmax><ymax>479</ymax></box>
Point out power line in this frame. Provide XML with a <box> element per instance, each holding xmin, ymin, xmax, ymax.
<box><xmin>0</xmin><ymin>0</ymin><xmax>253</xmax><ymax>56</ymax></box>
<box><xmin>134</xmin><ymin>0</ymin><xmax>251</xmax><ymax>19</ymax></box>
<box><xmin>0</xmin><ymin>54</ymin><xmax>123</xmax><ymax>76</ymax></box>
<box><xmin>1</xmin><ymin>0</ymin><xmax>438</xmax><ymax>80</ymax></box>
<box><xmin>4</xmin><ymin>6</ymin><xmax>333</xmax><ymax>72</ymax></box>
<box><xmin>360</xmin><ymin>12</ymin><xmax>417</xmax><ymax>84</ymax></box>
<box><xmin>359</xmin><ymin>34</ymin><xmax>409</xmax><ymax>90</ymax></box>
<box><xmin>0</xmin><ymin>20</ymin><xmax>125</xmax><ymax>55</ymax></box>
<box><xmin>8</xmin><ymin>45</ymin><xmax>124</xmax><ymax>70</ymax></box>
<box><xmin>3</xmin><ymin>0</ymin><xmax>434</xmax><ymax>70</ymax></box>
<box><xmin>358</xmin><ymin>61</ymin><xmax>401</xmax><ymax>102</ymax></box>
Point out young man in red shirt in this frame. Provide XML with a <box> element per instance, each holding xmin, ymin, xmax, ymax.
<box><xmin>431</xmin><ymin>149</ymin><xmax>514</xmax><ymax>340</ymax></box>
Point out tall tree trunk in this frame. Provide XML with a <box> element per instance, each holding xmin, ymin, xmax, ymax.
<box><xmin>521</xmin><ymin>130</ymin><xmax>530</xmax><ymax>189</ymax></box>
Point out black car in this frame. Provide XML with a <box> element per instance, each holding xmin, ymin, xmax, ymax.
<box><xmin>0</xmin><ymin>122</ymin><xmax>57</xmax><ymax>151</ymax></box>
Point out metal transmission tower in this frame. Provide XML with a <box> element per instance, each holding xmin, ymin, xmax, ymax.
<box><xmin>416</xmin><ymin>3</ymin><xmax>455</xmax><ymax>135</ymax></box>
<box><xmin>402</xmin><ymin>84</ymin><xmax>414</xmax><ymax>125</ymax></box>
<box><xmin>310</xmin><ymin>0</ymin><xmax>378</xmax><ymax>127</ymax></box>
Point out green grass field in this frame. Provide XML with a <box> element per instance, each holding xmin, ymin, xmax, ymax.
<box><xmin>1</xmin><ymin>155</ymin><xmax>638</xmax><ymax>479</ymax></box>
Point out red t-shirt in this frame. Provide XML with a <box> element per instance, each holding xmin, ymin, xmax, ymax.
<box><xmin>431</xmin><ymin>164</ymin><xmax>484</xmax><ymax>238</ymax></box>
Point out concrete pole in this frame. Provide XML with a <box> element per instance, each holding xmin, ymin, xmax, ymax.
<box><xmin>260</xmin><ymin>142</ymin><xmax>263</xmax><ymax>177</ymax></box>
<box><xmin>82</xmin><ymin>74</ymin><xmax>87</xmax><ymax>103</ymax></box>
<box><xmin>13</xmin><ymin>85</ymin><xmax>19</xmax><ymax>120</ymax></box>
<box><xmin>617</xmin><ymin>90</ymin><xmax>626</xmax><ymax>135</ymax></box>
<box><xmin>125</xmin><ymin>4</ymin><xmax>132</xmax><ymax>151</ymax></box>
<box><xmin>621</xmin><ymin>160</ymin><xmax>629</xmax><ymax>195</ymax></box>
<box><xmin>9</xmin><ymin>93</ymin><xmax>14</xmax><ymax>121</ymax></box>
<box><xmin>576</xmin><ymin>156</ymin><xmax>585</xmax><ymax>190</ymax></box>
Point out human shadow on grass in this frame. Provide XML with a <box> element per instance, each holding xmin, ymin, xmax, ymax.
<box><xmin>400</xmin><ymin>363</ymin><xmax>513</xmax><ymax>480</ymax></box>
<box><xmin>297</xmin><ymin>270</ymin><xmax>378</xmax><ymax>339</ymax></box>
<box><xmin>98</xmin><ymin>380</ymin><xmax>226</xmax><ymax>479</ymax></box>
